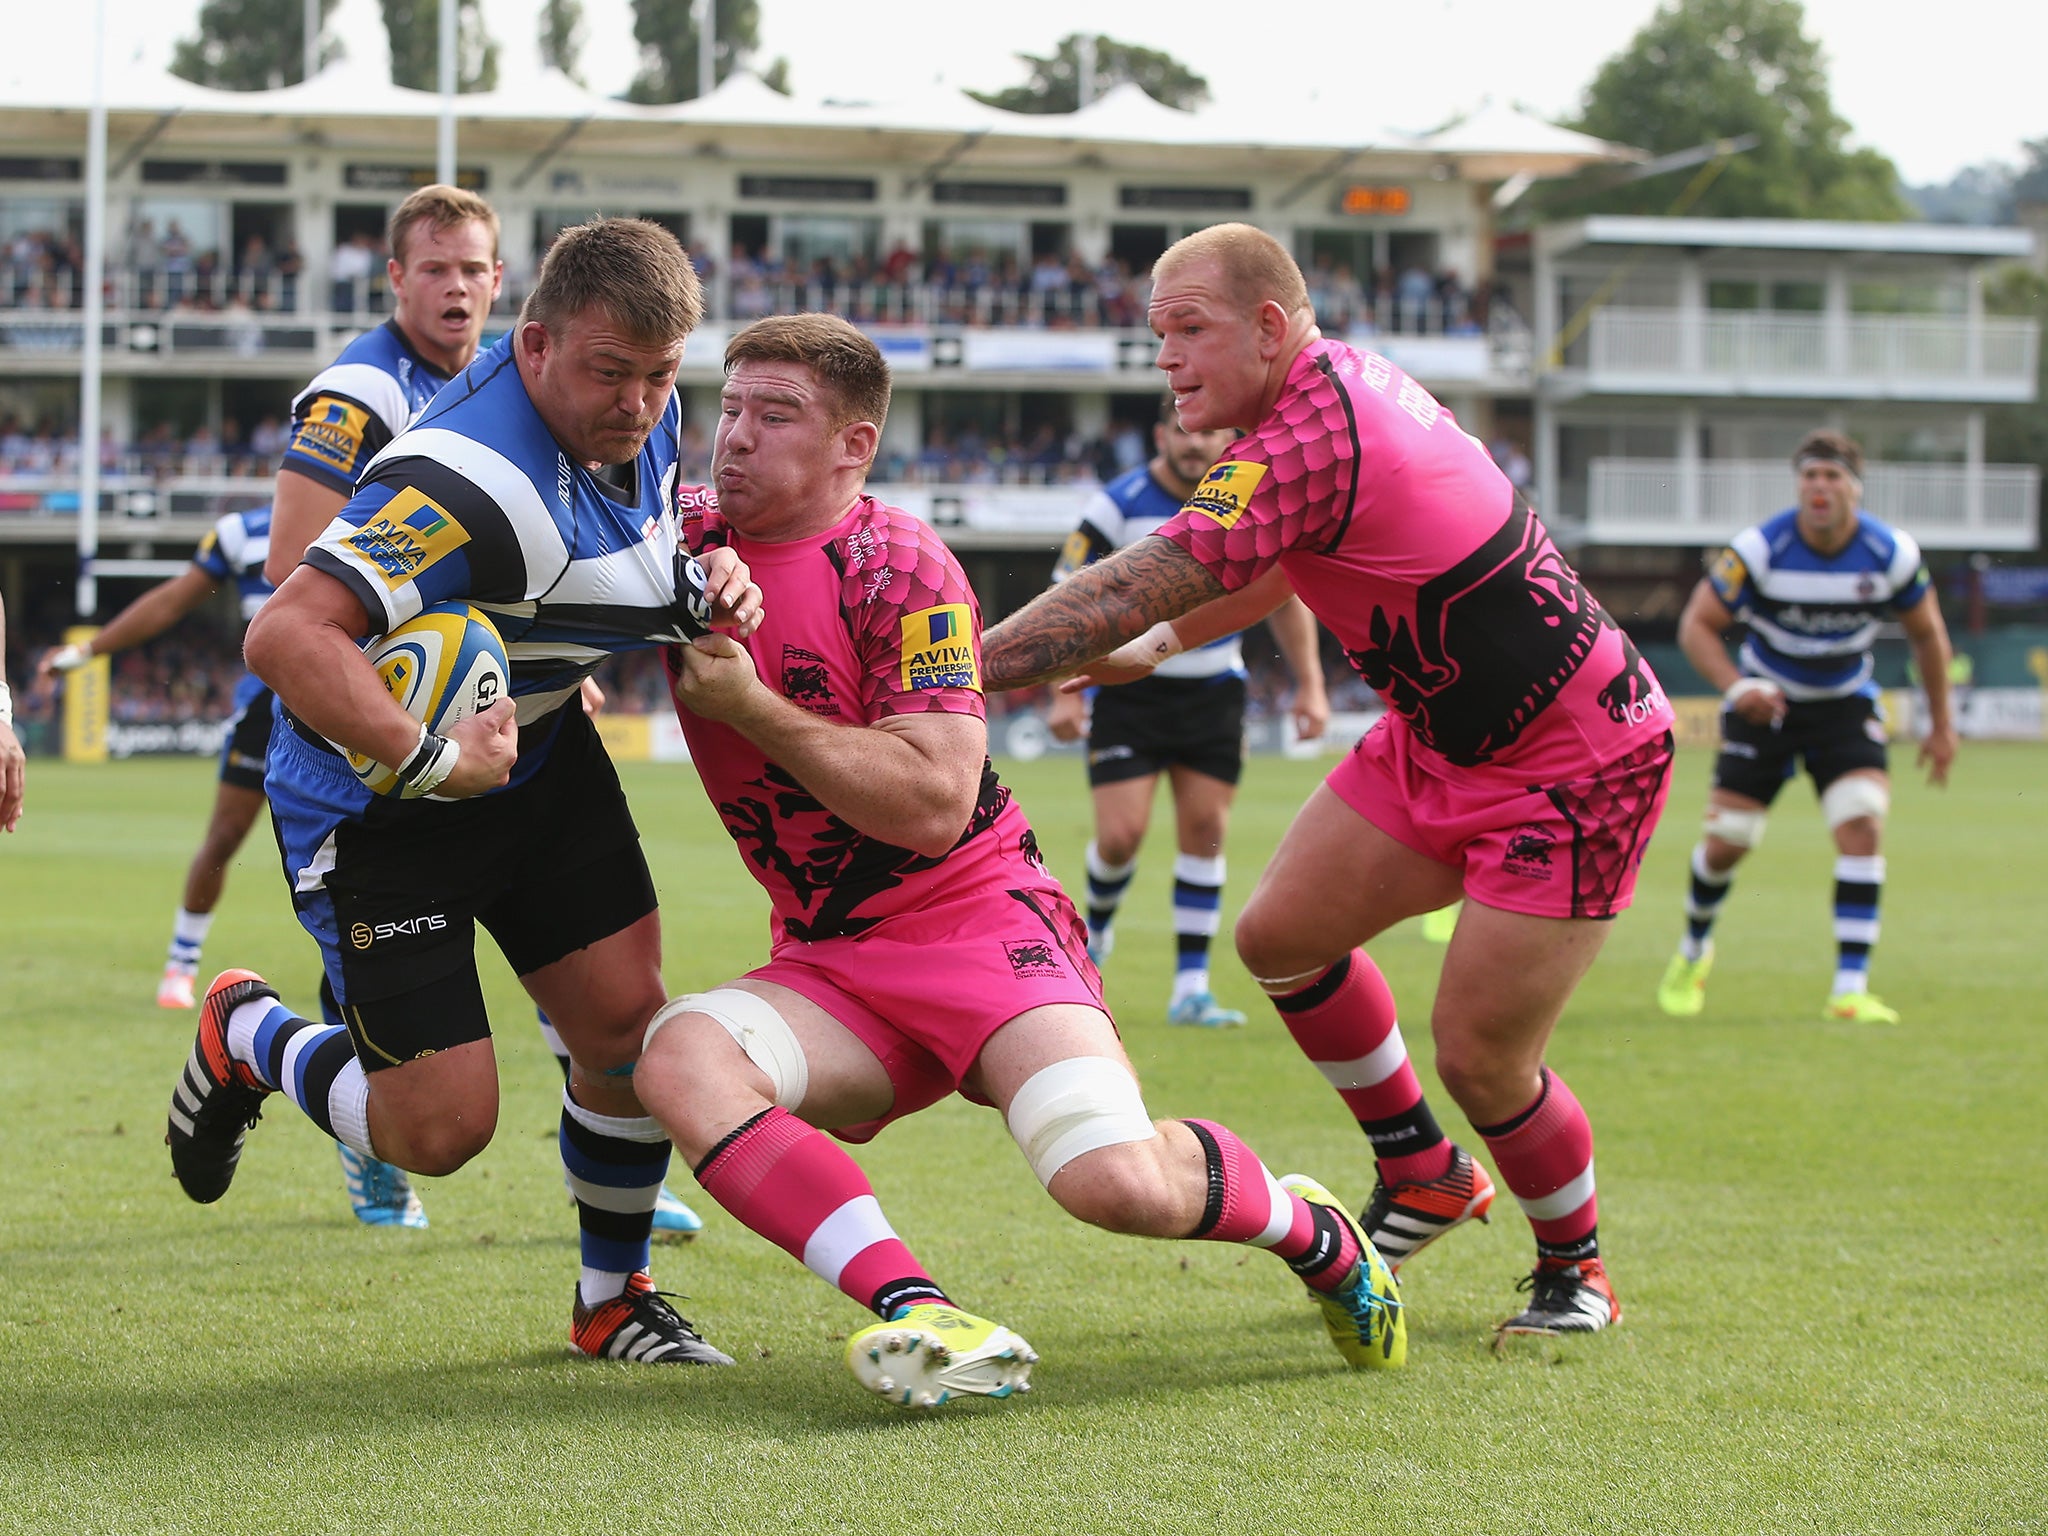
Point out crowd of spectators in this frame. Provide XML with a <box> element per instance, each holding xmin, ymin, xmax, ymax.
<box><xmin>0</xmin><ymin>414</ymin><xmax>287</xmax><ymax>481</ymax></box>
<box><xmin>723</xmin><ymin>244</ymin><xmax>1150</xmax><ymax>330</ymax></box>
<box><xmin>1302</xmin><ymin>257</ymin><xmax>1514</xmax><ymax>337</ymax></box>
<box><xmin>6</xmin><ymin>219</ymin><xmax>1518</xmax><ymax>343</ymax></box>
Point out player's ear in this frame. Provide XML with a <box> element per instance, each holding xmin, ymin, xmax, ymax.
<box><xmin>1254</xmin><ymin>299</ymin><xmax>1290</xmax><ymax>356</ymax></box>
<box><xmin>841</xmin><ymin>419</ymin><xmax>879</xmax><ymax>472</ymax></box>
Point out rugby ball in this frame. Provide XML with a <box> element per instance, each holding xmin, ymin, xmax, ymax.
<box><xmin>347</xmin><ymin>602</ymin><xmax>509</xmax><ymax>796</ymax></box>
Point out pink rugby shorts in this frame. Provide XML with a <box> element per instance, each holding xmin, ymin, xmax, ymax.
<box><xmin>742</xmin><ymin>877</ymin><xmax>1106</xmax><ymax>1141</ymax></box>
<box><xmin>1327</xmin><ymin>714</ymin><xmax>1674</xmax><ymax>921</ymax></box>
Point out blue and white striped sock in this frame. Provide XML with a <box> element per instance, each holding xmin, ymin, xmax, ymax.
<box><xmin>225</xmin><ymin>995</ymin><xmax>372</xmax><ymax>1156</ymax></box>
<box><xmin>1832</xmin><ymin>854</ymin><xmax>1885</xmax><ymax>996</ymax></box>
<box><xmin>1681</xmin><ymin>843</ymin><xmax>1733</xmax><ymax>962</ymax></box>
<box><xmin>1172</xmin><ymin>852</ymin><xmax>1226</xmax><ymax>1006</ymax></box>
<box><xmin>1084</xmin><ymin>841</ymin><xmax>1136</xmax><ymax>952</ymax></box>
<box><xmin>166</xmin><ymin>908</ymin><xmax>213</xmax><ymax>973</ymax></box>
<box><xmin>561</xmin><ymin>1087</ymin><xmax>671</xmax><ymax>1306</ymax></box>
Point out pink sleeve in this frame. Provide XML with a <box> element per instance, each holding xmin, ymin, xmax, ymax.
<box><xmin>1156</xmin><ymin>380</ymin><xmax>1357</xmax><ymax>590</ymax></box>
<box><xmin>849</xmin><ymin>518</ymin><xmax>989</xmax><ymax>723</ymax></box>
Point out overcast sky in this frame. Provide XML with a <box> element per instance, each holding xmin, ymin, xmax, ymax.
<box><xmin>34</xmin><ymin>0</ymin><xmax>2047</xmax><ymax>186</ymax></box>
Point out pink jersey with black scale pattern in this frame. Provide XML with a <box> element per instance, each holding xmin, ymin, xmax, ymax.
<box><xmin>1158</xmin><ymin>338</ymin><xmax>1671</xmax><ymax>781</ymax></box>
<box><xmin>668</xmin><ymin>491</ymin><xmax>1047</xmax><ymax>945</ymax></box>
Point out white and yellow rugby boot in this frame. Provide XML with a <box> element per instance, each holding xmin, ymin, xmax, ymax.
<box><xmin>846</xmin><ymin>1304</ymin><xmax>1036</xmax><ymax>1408</ymax></box>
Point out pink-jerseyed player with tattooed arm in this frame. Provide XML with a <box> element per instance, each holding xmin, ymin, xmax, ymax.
<box><xmin>981</xmin><ymin>223</ymin><xmax>1675</xmax><ymax>1340</ymax></box>
<box><xmin>631</xmin><ymin>314</ymin><xmax>1405</xmax><ymax>1409</ymax></box>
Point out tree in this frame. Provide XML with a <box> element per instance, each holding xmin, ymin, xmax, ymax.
<box><xmin>381</xmin><ymin>0</ymin><xmax>499</xmax><ymax>94</ymax></box>
<box><xmin>626</xmin><ymin>0</ymin><xmax>789</xmax><ymax>104</ymax></box>
<box><xmin>971</xmin><ymin>34</ymin><xmax>1208</xmax><ymax>114</ymax></box>
<box><xmin>539</xmin><ymin>0</ymin><xmax>585</xmax><ymax>84</ymax></box>
<box><xmin>1530</xmin><ymin>0</ymin><xmax>1909</xmax><ymax>221</ymax></box>
<box><xmin>2012</xmin><ymin>139</ymin><xmax>2048</xmax><ymax>210</ymax></box>
<box><xmin>171</xmin><ymin>0</ymin><xmax>342</xmax><ymax>90</ymax></box>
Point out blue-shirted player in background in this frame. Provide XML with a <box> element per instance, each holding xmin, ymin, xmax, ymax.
<box><xmin>1657</xmin><ymin>430</ymin><xmax>1957</xmax><ymax>1024</ymax></box>
<box><xmin>1044</xmin><ymin>395</ymin><xmax>1326</xmax><ymax>1027</ymax></box>
<box><xmin>41</xmin><ymin>507</ymin><xmax>279</xmax><ymax>1010</ymax></box>
<box><xmin>168</xmin><ymin>218</ymin><xmax>759</xmax><ymax>1364</ymax></box>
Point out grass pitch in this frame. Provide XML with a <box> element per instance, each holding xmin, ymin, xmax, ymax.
<box><xmin>2</xmin><ymin>743</ymin><xmax>2044</xmax><ymax>1534</ymax></box>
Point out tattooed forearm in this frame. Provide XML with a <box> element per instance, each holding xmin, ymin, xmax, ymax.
<box><xmin>983</xmin><ymin>539</ymin><xmax>1227</xmax><ymax>690</ymax></box>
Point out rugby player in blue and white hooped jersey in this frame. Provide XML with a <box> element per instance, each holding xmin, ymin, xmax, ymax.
<box><xmin>40</xmin><ymin>507</ymin><xmax>278</xmax><ymax>1009</ymax></box>
<box><xmin>1656</xmin><ymin>429</ymin><xmax>1956</xmax><ymax>1025</ymax></box>
<box><xmin>1045</xmin><ymin>397</ymin><xmax>1326</xmax><ymax>1027</ymax></box>
<box><xmin>168</xmin><ymin>219</ymin><xmax>762</xmax><ymax>1365</ymax></box>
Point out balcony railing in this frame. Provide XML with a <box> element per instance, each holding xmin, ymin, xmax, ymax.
<box><xmin>0</xmin><ymin>470</ymin><xmax>1102</xmax><ymax>548</ymax></box>
<box><xmin>1583</xmin><ymin>457</ymin><xmax>2039</xmax><ymax>550</ymax></box>
<box><xmin>1571</xmin><ymin>307</ymin><xmax>2037</xmax><ymax>397</ymax></box>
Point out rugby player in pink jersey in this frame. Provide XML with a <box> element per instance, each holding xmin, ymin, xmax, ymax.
<box><xmin>631</xmin><ymin>314</ymin><xmax>1405</xmax><ymax>1407</ymax></box>
<box><xmin>982</xmin><ymin>224</ymin><xmax>1676</xmax><ymax>1339</ymax></box>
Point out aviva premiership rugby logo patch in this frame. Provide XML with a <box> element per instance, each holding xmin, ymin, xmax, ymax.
<box><xmin>1185</xmin><ymin>461</ymin><xmax>1267</xmax><ymax>529</ymax></box>
<box><xmin>294</xmin><ymin>396</ymin><xmax>372</xmax><ymax>475</ymax></box>
<box><xmin>342</xmin><ymin>487</ymin><xmax>471</xmax><ymax>590</ymax></box>
<box><xmin>899</xmin><ymin>603</ymin><xmax>979</xmax><ymax>691</ymax></box>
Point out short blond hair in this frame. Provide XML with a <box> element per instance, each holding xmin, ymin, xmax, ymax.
<box><xmin>1153</xmin><ymin>223</ymin><xmax>1311</xmax><ymax>317</ymax></box>
<box><xmin>388</xmin><ymin>184</ymin><xmax>500</xmax><ymax>265</ymax></box>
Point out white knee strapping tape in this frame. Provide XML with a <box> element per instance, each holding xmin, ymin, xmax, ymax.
<box><xmin>644</xmin><ymin>989</ymin><xmax>810</xmax><ymax>1110</ymax></box>
<box><xmin>1005</xmin><ymin>1056</ymin><xmax>1157</xmax><ymax>1188</ymax></box>
<box><xmin>1821</xmin><ymin>774</ymin><xmax>1889</xmax><ymax>828</ymax></box>
<box><xmin>1703</xmin><ymin>804</ymin><xmax>1768</xmax><ymax>848</ymax></box>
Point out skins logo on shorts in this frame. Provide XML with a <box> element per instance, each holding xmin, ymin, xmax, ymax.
<box><xmin>899</xmin><ymin>604</ymin><xmax>979</xmax><ymax>692</ymax></box>
<box><xmin>342</xmin><ymin>486</ymin><xmax>472</xmax><ymax>590</ymax></box>
<box><xmin>292</xmin><ymin>396</ymin><xmax>372</xmax><ymax>476</ymax></box>
<box><xmin>1184</xmin><ymin>461</ymin><xmax>1267</xmax><ymax>530</ymax></box>
<box><xmin>1501</xmin><ymin>823</ymin><xmax>1556</xmax><ymax>881</ymax></box>
<box><xmin>1004</xmin><ymin>939</ymin><xmax>1065</xmax><ymax>979</ymax></box>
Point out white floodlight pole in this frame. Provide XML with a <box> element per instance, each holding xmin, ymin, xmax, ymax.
<box><xmin>77</xmin><ymin>0</ymin><xmax>109</xmax><ymax>618</ymax></box>
<box><xmin>1076</xmin><ymin>34</ymin><xmax>1096</xmax><ymax>107</ymax></box>
<box><xmin>436</xmin><ymin>0</ymin><xmax>457</xmax><ymax>185</ymax></box>
<box><xmin>303</xmin><ymin>0</ymin><xmax>319</xmax><ymax>81</ymax></box>
<box><xmin>695</xmin><ymin>0</ymin><xmax>715</xmax><ymax>99</ymax></box>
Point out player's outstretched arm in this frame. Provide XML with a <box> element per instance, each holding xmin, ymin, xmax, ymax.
<box><xmin>1057</xmin><ymin>564</ymin><xmax>1296</xmax><ymax>693</ymax></box>
<box><xmin>1265</xmin><ymin>593</ymin><xmax>1329</xmax><ymax>740</ymax></box>
<box><xmin>0</xmin><ymin>593</ymin><xmax>22</xmax><ymax>833</ymax></box>
<box><xmin>674</xmin><ymin>634</ymin><xmax>984</xmax><ymax>856</ymax></box>
<box><xmin>38</xmin><ymin>565</ymin><xmax>220</xmax><ymax>675</ymax></box>
<box><xmin>1900</xmin><ymin>591</ymin><xmax>1957</xmax><ymax>787</ymax></box>
<box><xmin>983</xmin><ymin>537</ymin><xmax>1226</xmax><ymax>691</ymax></box>
<box><xmin>265</xmin><ymin>473</ymin><xmax>348</xmax><ymax>588</ymax></box>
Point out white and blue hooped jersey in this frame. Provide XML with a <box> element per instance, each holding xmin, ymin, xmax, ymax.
<box><xmin>1708</xmin><ymin>508</ymin><xmax>1931</xmax><ymax>701</ymax></box>
<box><xmin>192</xmin><ymin>505</ymin><xmax>275</xmax><ymax>623</ymax></box>
<box><xmin>300</xmin><ymin>332</ymin><xmax>709</xmax><ymax>785</ymax></box>
<box><xmin>1054</xmin><ymin>463</ymin><xmax>1246</xmax><ymax>682</ymax></box>
<box><xmin>280</xmin><ymin>320</ymin><xmax>455</xmax><ymax>496</ymax></box>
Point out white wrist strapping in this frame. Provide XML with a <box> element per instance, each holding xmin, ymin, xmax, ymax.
<box><xmin>394</xmin><ymin>721</ymin><xmax>461</xmax><ymax>798</ymax></box>
<box><xmin>1101</xmin><ymin>621</ymin><xmax>1184</xmax><ymax>673</ymax></box>
<box><xmin>1725</xmin><ymin>677</ymin><xmax>1779</xmax><ymax>706</ymax></box>
<box><xmin>50</xmin><ymin>642</ymin><xmax>92</xmax><ymax>672</ymax></box>
<box><xmin>0</xmin><ymin>680</ymin><xmax>12</xmax><ymax>727</ymax></box>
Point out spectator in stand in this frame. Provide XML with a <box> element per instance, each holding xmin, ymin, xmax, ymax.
<box><xmin>328</xmin><ymin>231</ymin><xmax>376</xmax><ymax>313</ymax></box>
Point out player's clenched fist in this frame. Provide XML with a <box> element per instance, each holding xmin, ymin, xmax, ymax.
<box><xmin>437</xmin><ymin>698</ymin><xmax>519</xmax><ymax>798</ymax></box>
<box><xmin>673</xmin><ymin>632</ymin><xmax>763</xmax><ymax>725</ymax></box>
<box><xmin>700</xmin><ymin>546</ymin><xmax>764</xmax><ymax>638</ymax></box>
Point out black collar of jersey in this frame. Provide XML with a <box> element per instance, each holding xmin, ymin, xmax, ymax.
<box><xmin>380</xmin><ymin>316</ymin><xmax>456</xmax><ymax>387</ymax></box>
